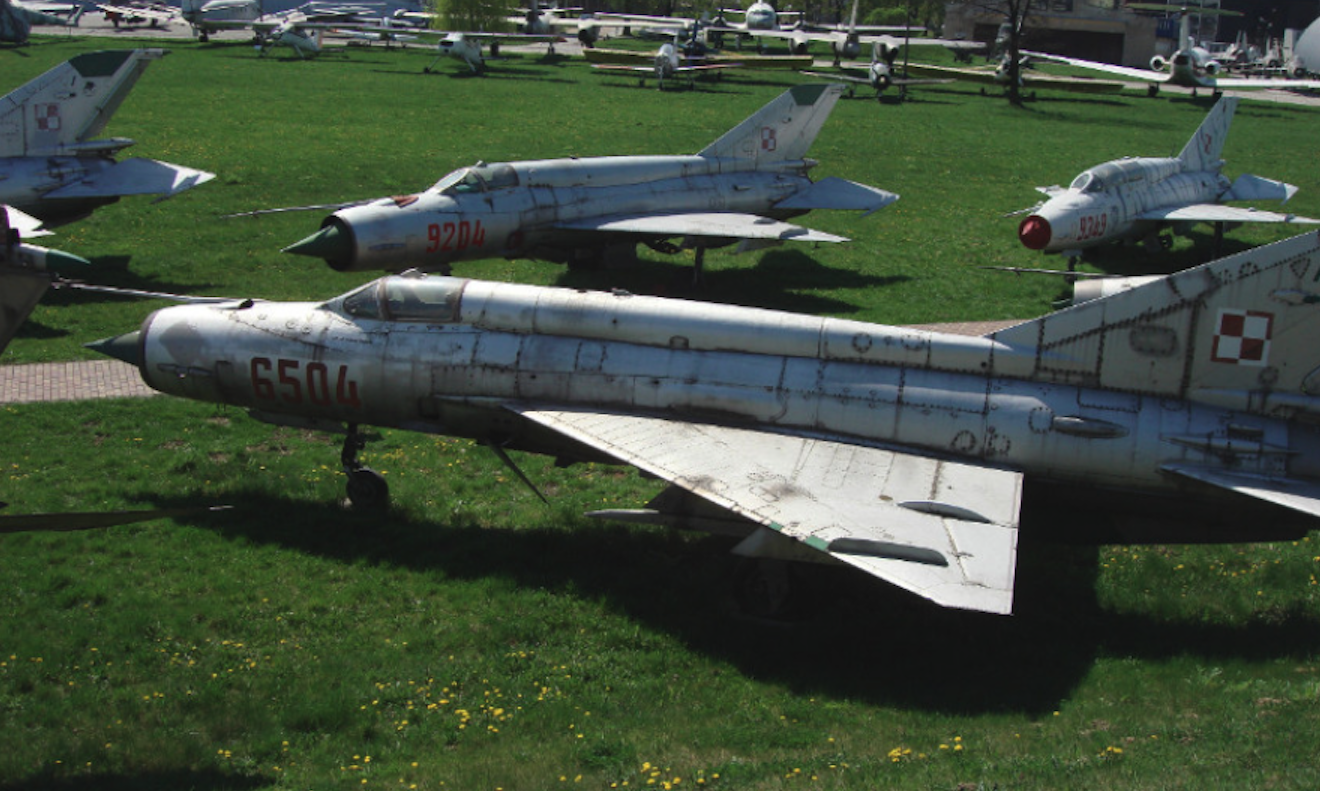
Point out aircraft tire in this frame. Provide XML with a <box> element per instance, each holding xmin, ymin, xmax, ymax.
<box><xmin>346</xmin><ymin>467</ymin><xmax>389</xmax><ymax>509</ymax></box>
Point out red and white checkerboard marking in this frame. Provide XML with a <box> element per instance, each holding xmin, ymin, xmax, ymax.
<box><xmin>760</xmin><ymin>126</ymin><xmax>776</xmax><ymax>152</ymax></box>
<box><xmin>33</xmin><ymin>104</ymin><xmax>61</xmax><ymax>132</ymax></box>
<box><xmin>1211</xmin><ymin>308</ymin><xmax>1273</xmax><ymax>367</ymax></box>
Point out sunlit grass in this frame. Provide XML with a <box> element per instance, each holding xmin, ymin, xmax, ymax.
<box><xmin>2</xmin><ymin>34</ymin><xmax>1320</xmax><ymax>791</ymax></box>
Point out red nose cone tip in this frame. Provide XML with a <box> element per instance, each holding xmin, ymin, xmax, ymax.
<box><xmin>1019</xmin><ymin>215</ymin><xmax>1052</xmax><ymax>251</ymax></box>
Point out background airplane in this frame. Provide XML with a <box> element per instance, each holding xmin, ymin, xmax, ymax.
<box><xmin>802</xmin><ymin>38</ymin><xmax>953</xmax><ymax>100</ymax></box>
<box><xmin>1016</xmin><ymin>97</ymin><xmax>1319</xmax><ymax>263</ymax></box>
<box><xmin>402</xmin><ymin>29</ymin><xmax>565</xmax><ymax>73</ymax></box>
<box><xmin>1024</xmin><ymin>4</ymin><xmax>1320</xmax><ymax>96</ymax></box>
<box><xmin>90</xmin><ymin>231</ymin><xmax>1320</xmax><ymax>616</ymax></box>
<box><xmin>0</xmin><ymin>49</ymin><xmax>215</xmax><ymax>227</ymax></box>
<box><xmin>1</xmin><ymin>0</ymin><xmax>81</xmax><ymax>43</ymax></box>
<box><xmin>278</xmin><ymin>84</ymin><xmax>897</xmax><ymax>281</ymax></box>
<box><xmin>590</xmin><ymin>33</ymin><xmax>743</xmax><ymax>89</ymax></box>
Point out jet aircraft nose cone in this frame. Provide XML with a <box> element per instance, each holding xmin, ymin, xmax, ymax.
<box><xmin>85</xmin><ymin>331</ymin><xmax>142</xmax><ymax>368</ymax></box>
<box><xmin>43</xmin><ymin>248</ymin><xmax>92</xmax><ymax>273</ymax></box>
<box><xmin>284</xmin><ymin>221</ymin><xmax>351</xmax><ymax>267</ymax></box>
<box><xmin>1018</xmin><ymin>215</ymin><xmax>1052</xmax><ymax>251</ymax></box>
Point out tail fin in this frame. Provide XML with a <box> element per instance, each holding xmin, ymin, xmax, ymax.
<box><xmin>1177</xmin><ymin>96</ymin><xmax>1236</xmax><ymax>173</ymax></box>
<box><xmin>698</xmin><ymin>83</ymin><xmax>844</xmax><ymax>163</ymax></box>
<box><xmin>992</xmin><ymin>231</ymin><xmax>1320</xmax><ymax>422</ymax></box>
<box><xmin>0</xmin><ymin>49</ymin><xmax>166</xmax><ymax>158</ymax></box>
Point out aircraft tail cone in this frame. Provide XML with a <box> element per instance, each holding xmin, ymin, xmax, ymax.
<box><xmin>85</xmin><ymin>331</ymin><xmax>142</xmax><ymax>368</ymax></box>
<box><xmin>283</xmin><ymin>222</ymin><xmax>351</xmax><ymax>267</ymax></box>
<box><xmin>1018</xmin><ymin>215</ymin><xmax>1052</xmax><ymax>251</ymax></box>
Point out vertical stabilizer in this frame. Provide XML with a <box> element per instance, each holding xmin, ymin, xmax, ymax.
<box><xmin>698</xmin><ymin>83</ymin><xmax>844</xmax><ymax>163</ymax></box>
<box><xmin>1176</xmin><ymin>96</ymin><xmax>1236</xmax><ymax>173</ymax></box>
<box><xmin>0</xmin><ymin>49</ymin><xmax>166</xmax><ymax>158</ymax></box>
<box><xmin>991</xmin><ymin>231</ymin><xmax>1320</xmax><ymax>421</ymax></box>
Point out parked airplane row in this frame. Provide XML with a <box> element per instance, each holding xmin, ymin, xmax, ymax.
<box><xmin>5</xmin><ymin>44</ymin><xmax>1320</xmax><ymax>616</ymax></box>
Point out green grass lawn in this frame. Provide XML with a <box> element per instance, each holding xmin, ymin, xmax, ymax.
<box><xmin>3</xmin><ymin>33</ymin><xmax>1320</xmax><ymax>791</ymax></box>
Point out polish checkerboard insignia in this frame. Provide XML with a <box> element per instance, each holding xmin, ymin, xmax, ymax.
<box><xmin>760</xmin><ymin>127</ymin><xmax>776</xmax><ymax>152</ymax></box>
<box><xmin>1211</xmin><ymin>308</ymin><xmax>1272</xmax><ymax>366</ymax></box>
<box><xmin>33</xmin><ymin>104</ymin><xmax>60</xmax><ymax>132</ymax></box>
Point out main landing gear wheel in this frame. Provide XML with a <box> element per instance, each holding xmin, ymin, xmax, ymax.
<box><xmin>342</xmin><ymin>424</ymin><xmax>389</xmax><ymax>509</ymax></box>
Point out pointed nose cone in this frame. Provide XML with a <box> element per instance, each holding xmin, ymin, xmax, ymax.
<box><xmin>1018</xmin><ymin>215</ymin><xmax>1052</xmax><ymax>251</ymax></box>
<box><xmin>85</xmin><ymin>331</ymin><xmax>142</xmax><ymax>368</ymax></box>
<box><xmin>284</xmin><ymin>222</ymin><xmax>350</xmax><ymax>265</ymax></box>
<box><xmin>42</xmin><ymin>248</ymin><xmax>92</xmax><ymax>273</ymax></box>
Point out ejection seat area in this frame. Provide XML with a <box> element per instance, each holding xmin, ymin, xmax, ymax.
<box><xmin>338</xmin><ymin>277</ymin><xmax>464</xmax><ymax>323</ymax></box>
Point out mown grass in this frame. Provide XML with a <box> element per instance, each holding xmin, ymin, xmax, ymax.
<box><xmin>2</xmin><ymin>33</ymin><xmax>1320</xmax><ymax>791</ymax></box>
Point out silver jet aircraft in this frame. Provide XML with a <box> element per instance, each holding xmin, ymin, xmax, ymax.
<box><xmin>0</xmin><ymin>49</ymin><xmax>215</xmax><ymax>227</ymax></box>
<box><xmin>281</xmin><ymin>84</ymin><xmax>898</xmax><ymax>280</ymax></box>
<box><xmin>92</xmin><ymin>230</ymin><xmax>1320</xmax><ymax>616</ymax></box>
<box><xmin>1016</xmin><ymin>97</ymin><xmax>1317</xmax><ymax>263</ymax></box>
<box><xmin>1024</xmin><ymin>6</ymin><xmax>1320</xmax><ymax>97</ymax></box>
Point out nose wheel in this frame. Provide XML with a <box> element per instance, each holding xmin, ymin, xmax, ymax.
<box><xmin>342</xmin><ymin>424</ymin><xmax>389</xmax><ymax>509</ymax></box>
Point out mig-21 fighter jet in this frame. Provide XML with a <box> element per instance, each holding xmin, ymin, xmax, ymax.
<box><xmin>279</xmin><ymin>84</ymin><xmax>898</xmax><ymax>281</ymax></box>
<box><xmin>91</xmin><ymin>230</ymin><xmax>1320</xmax><ymax>616</ymax></box>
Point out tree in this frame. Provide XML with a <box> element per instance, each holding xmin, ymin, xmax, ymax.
<box><xmin>952</xmin><ymin>0</ymin><xmax>1033</xmax><ymax>106</ymax></box>
<box><xmin>428</xmin><ymin>0</ymin><xmax>512</xmax><ymax>33</ymax></box>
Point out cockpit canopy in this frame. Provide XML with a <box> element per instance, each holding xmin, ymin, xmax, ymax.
<box><xmin>430</xmin><ymin>162</ymin><xmax>519</xmax><ymax>196</ymax></box>
<box><xmin>339</xmin><ymin>276</ymin><xmax>465</xmax><ymax>323</ymax></box>
<box><xmin>1069</xmin><ymin>158</ymin><xmax>1177</xmax><ymax>193</ymax></box>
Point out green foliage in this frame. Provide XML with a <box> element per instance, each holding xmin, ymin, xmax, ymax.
<box><xmin>428</xmin><ymin>0</ymin><xmax>512</xmax><ymax>33</ymax></box>
<box><xmin>2</xmin><ymin>34</ymin><xmax>1320</xmax><ymax>791</ymax></box>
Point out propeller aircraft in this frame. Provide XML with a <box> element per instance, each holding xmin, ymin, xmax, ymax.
<box><xmin>278</xmin><ymin>84</ymin><xmax>898</xmax><ymax>281</ymax></box>
<box><xmin>90</xmin><ymin>229</ymin><xmax>1320</xmax><ymax>616</ymax></box>
<box><xmin>1016</xmin><ymin>97</ymin><xmax>1319</xmax><ymax>263</ymax></box>
<box><xmin>802</xmin><ymin>38</ymin><xmax>954</xmax><ymax>100</ymax></box>
<box><xmin>0</xmin><ymin>50</ymin><xmax>215</xmax><ymax>228</ymax></box>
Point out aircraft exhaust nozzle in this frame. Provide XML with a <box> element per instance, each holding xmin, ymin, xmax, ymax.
<box><xmin>1149</xmin><ymin>55</ymin><xmax>1167</xmax><ymax>72</ymax></box>
<box><xmin>85</xmin><ymin>331</ymin><xmax>143</xmax><ymax>368</ymax></box>
<box><xmin>1205</xmin><ymin>60</ymin><xmax>1222</xmax><ymax>76</ymax></box>
<box><xmin>283</xmin><ymin>219</ymin><xmax>356</xmax><ymax>271</ymax></box>
<box><xmin>1018</xmin><ymin>215</ymin><xmax>1052</xmax><ymax>250</ymax></box>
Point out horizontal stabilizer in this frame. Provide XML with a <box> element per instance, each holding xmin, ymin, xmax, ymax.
<box><xmin>43</xmin><ymin>158</ymin><xmax>215</xmax><ymax>201</ymax></box>
<box><xmin>3</xmin><ymin>206</ymin><xmax>51</xmax><ymax>238</ymax></box>
<box><xmin>775</xmin><ymin>177</ymin><xmax>899</xmax><ymax>216</ymax></box>
<box><xmin>516</xmin><ymin>407</ymin><xmax>1021</xmax><ymax>614</ymax></box>
<box><xmin>555</xmin><ymin>212</ymin><xmax>848</xmax><ymax>243</ymax></box>
<box><xmin>1163</xmin><ymin>465</ymin><xmax>1320</xmax><ymax>520</ymax></box>
<box><xmin>1136</xmin><ymin>203</ymin><xmax>1320</xmax><ymax>225</ymax></box>
<box><xmin>1224</xmin><ymin>173</ymin><xmax>1298</xmax><ymax>204</ymax></box>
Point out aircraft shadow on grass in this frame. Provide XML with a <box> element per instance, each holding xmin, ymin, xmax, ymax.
<box><xmin>554</xmin><ymin>249</ymin><xmax>909</xmax><ymax>316</ymax></box>
<box><xmin>141</xmin><ymin>488</ymin><xmax>1320</xmax><ymax>716</ymax></box>
<box><xmin>0</xmin><ymin>768</ymin><xmax>266</xmax><ymax>791</ymax></box>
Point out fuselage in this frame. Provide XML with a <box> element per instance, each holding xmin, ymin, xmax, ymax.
<box><xmin>1019</xmin><ymin>156</ymin><xmax>1228</xmax><ymax>254</ymax></box>
<box><xmin>297</xmin><ymin>155</ymin><xmax>816</xmax><ymax>272</ymax></box>
<box><xmin>123</xmin><ymin>275</ymin><xmax>1320</xmax><ymax>507</ymax></box>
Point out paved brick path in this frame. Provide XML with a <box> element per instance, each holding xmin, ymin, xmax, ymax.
<box><xmin>0</xmin><ymin>360</ymin><xmax>156</xmax><ymax>404</ymax></box>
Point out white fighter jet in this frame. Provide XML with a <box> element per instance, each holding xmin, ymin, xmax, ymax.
<box><xmin>0</xmin><ymin>50</ymin><xmax>215</xmax><ymax>228</ymax></box>
<box><xmin>279</xmin><ymin>84</ymin><xmax>898</xmax><ymax>281</ymax></box>
<box><xmin>1024</xmin><ymin>5</ymin><xmax>1320</xmax><ymax>97</ymax></box>
<box><xmin>91</xmin><ymin>230</ymin><xmax>1320</xmax><ymax>616</ymax></box>
<box><xmin>1016</xmin><ymin>96</ymin><xmax>1318</xmax><ymax>261</ymax></box>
